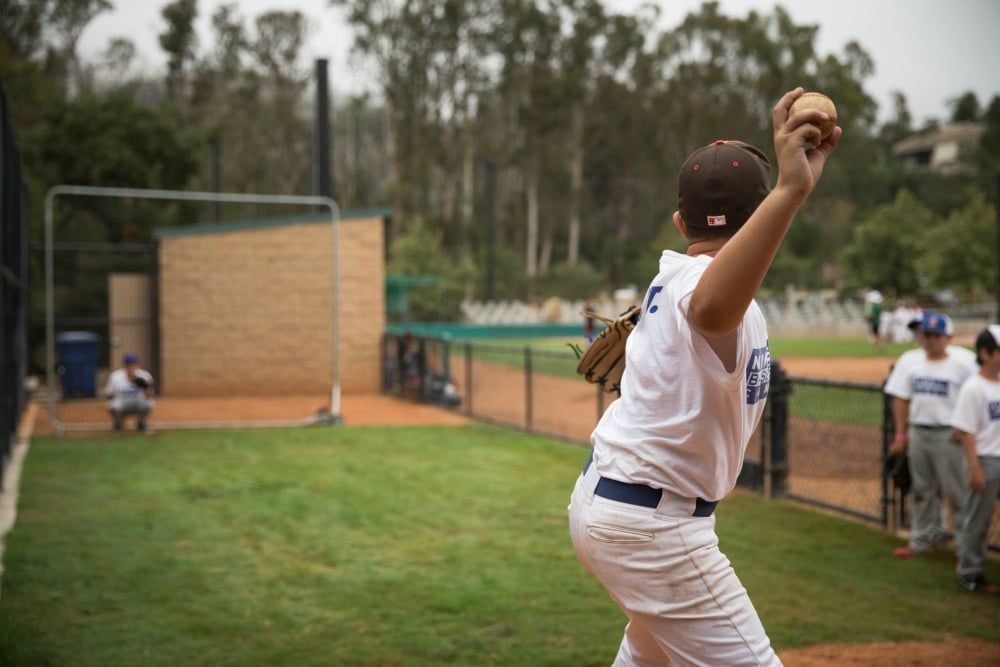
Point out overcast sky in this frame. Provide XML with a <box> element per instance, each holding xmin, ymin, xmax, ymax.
<box><xmin>78</xmin><ymin>0</ymin><xmax>1000</xmax><ymax>125</ymax></box>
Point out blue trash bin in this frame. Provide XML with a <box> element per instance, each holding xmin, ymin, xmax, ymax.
<box><xmin>56</xmin><ymin>332</ymin><xmax>100</xmax><ymax>398</ymax></box>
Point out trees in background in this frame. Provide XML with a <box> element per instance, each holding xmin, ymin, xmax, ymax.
<box><xmin>2</xmin><ymin>0</ymin><xmax>997</xmax><ymax>318</ymax></box>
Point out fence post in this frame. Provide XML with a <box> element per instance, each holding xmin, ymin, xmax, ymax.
<box><xmin>881</xmin><ymin>387</ymin><xmax>899</xmax><ymax>531</ymax></box>
<box><xmin>524</xmin><ymin>346</ymin><xmax>533</xmax><ymax>431</ymax></box>
<box><xmin>464</xmin><ymin>341</ymin><xmax>472</xmax><ymax>416</ymax></box>
<box><xmin>769</xmin><ymin>359</ymin><xmax>789</xmax><ymax>498</ymax></box>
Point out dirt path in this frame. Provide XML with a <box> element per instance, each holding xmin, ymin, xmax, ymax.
<box><xmin>778</xmin><ymin>636</ymin><xmax>1000</xmax><ymax>666</ymax></box>
<box><xmin>29</xmin><ymin>393</ymin><xmax>469</xmax><ymax>436</ymax></box>
<box><xmin>778</xmin><ymin>355</ymin><xmax>893</xmax><ymax>383</ymax></box>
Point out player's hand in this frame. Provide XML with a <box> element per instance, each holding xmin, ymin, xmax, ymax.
<box><xmin>771</xmin><ymin>87</ymin><xmax>841</xmax><ymax>199</ymax></box>
<box><xmin>969</xmin><ymin>464</ymin><xmax>986</xmax><ymax>492</ymax></box>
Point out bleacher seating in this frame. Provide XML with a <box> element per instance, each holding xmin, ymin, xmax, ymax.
<box><xmin>458</xmin><ymin>296</ymin><xmax>878</xmax><ymax>337</ymax></box>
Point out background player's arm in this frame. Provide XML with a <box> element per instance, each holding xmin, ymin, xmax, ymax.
<box><xmin>956</xmin><ymin>429</ymin><xmax>985</xmax><ymax>491</ymax></box>
<box><xmin>889</xmin><ymin>396</ymin><xmax>909</xmax><ymax>455</ymax></box>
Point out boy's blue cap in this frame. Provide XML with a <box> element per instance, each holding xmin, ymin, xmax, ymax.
<box><xmin>123</xmin><ymin>352</ymin><xmax>139</xmax><ymax>364</ymax></box>
<box><xmin>920</xmin><ymin>312</ymin><xmax>953</xmax><ymax>335</ymax></box>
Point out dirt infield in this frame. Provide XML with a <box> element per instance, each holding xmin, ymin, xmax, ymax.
<box><xmin>31</xmin><ymin>393</ymin><xmax>468</xmax><ymax>436</ymax></box>
<box><xmin>779</xmin><ymin>636</ymin><xmax>1000</xmax><ymax>666</ymax></box>
<box><xmin>778</xmin><ymin>355</ymin><xmax>892</xmax><ymax>383</ymax></box>
<box><xmin>31</xmin><ymin>355</ymin><xmax>889</xmax><ymax>437</ymax></box>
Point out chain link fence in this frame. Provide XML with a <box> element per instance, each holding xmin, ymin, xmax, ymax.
<box><xmin>383</xmin><ymin>333</ymin><xmax>998</xmax><ymax>550</ymax></box>
<box><xmin>1</xmin><ymin>84</ymin><xmax>30</xmax><ymax>488</ymax></box>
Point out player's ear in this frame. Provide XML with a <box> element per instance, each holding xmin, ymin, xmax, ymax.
<box><xmin>672</xmin><ymin>211</ymin><xmax>689</xmax><ymax>239</ymax></box>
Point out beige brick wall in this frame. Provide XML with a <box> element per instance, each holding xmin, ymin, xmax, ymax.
<box><xmin>158</xmin><ymin>214</ymin><xmax>385</xmax><ymax>396</ymax></box>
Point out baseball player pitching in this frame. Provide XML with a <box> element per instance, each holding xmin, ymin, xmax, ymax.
<box><xmin>568</xmin><ymin>87</ymin><xmax>840</xmax><ymax>666</ymax></box>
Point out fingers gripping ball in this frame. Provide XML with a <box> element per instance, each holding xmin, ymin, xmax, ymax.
<box><xmin>571</xmin><ymin>305</ymin><xmax>641</xmax><ymax>395</ymax></box>
<box><xmin>788</xmin><ymin>91</ymin><xmax>837</xmax><ymax>140</ymax></box>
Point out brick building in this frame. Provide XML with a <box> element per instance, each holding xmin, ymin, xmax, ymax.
<box><xmin>153</xmin><ymin>209</ymin><xmax>389</xmax><ymax>397</ymax></box>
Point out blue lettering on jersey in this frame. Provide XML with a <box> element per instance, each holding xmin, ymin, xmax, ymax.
<box><xmin>746</xmin><ymin>344</ymin><xmax>771</xmax><ymax>405</ymax></box>
<box><xmin>989</xmin><ymin>400</ymin><xmax>1000</xmax><ymax>421</ymax></box>
<box><xmin>913</xmin><ymin>377</ymin><xmax>949</xmax><ymax>396</ymax></box>
<box><xmin>644</xmin><ymin>285</ymin><xmax>664</xmax><ymax>314</ymax></box>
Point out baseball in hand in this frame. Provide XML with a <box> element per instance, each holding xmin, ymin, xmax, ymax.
<box><xmin>788</xmin><ymin>92</ymin><xmax>837</xmax><ymax>140</ymax></box>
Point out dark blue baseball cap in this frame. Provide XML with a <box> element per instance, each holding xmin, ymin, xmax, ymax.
<box><xmin>920</xmin><ymin>312</ymin><xmax>953</xmax><ymax>336</ymax></box>
<box><xmin>123</xmin><ymin>352</ymin><xmax>140</xmax><ymax>364</ymax></box>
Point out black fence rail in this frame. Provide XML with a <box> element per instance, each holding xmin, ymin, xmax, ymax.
<box><xmin>0</xmin><ymin>83</ymin><xmax>29</xmax><ymax>490</ymax></box>
<box><xmin>382</xmin><ymin>333</ymin><xmax>999</xmax><ymax>550</ymax></box>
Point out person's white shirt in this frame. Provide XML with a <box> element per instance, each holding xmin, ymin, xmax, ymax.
<box><xmin>951</xmin><ymin>373</ymin><xmax>1000</xmax><ymax>458</ymax></box>
<box><xmin>884</xmin><ymin>349</ymin><xmax>977</xmax><ymax>426</ymax></box>
<box><xmin>591</xmin><ymin>250</ymin><xmax>769</xmax><ymax>501</ymax></box>
<box><xmin>104</xmin><ymin>368</ymin><xmax>154</xmax><ymax>401</ymax></box>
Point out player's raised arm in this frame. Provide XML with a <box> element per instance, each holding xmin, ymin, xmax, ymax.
<box><xmin>688</xmin><ymin>87</ymin><xmax>841</xmax><ymax>338</ymax></box>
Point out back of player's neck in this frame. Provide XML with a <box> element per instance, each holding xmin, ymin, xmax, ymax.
<box><xmin>686</xmin><ymin>240</ymin><xmax>722</xmax><ymax>257</ymax></box>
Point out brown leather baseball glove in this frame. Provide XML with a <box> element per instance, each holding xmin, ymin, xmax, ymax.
<box><xmin>570</xmin><ymin>305</ymin><xmax>641</xmax><ymax>395</ymax></box>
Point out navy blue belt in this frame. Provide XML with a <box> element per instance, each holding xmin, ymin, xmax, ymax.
<box><xmin>583</xmin><ymin>452</ymin><xmax>717</xmax><ymax>517</ymax></box>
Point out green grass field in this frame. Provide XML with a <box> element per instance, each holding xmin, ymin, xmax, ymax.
<box><xmin>459</xmin><ymin>336</ymin><xmax>917</xmax><ymax>380</ymax></box>
<box><xmin>458</xmin><ymin>336</ymin><xmax>898</xmax><ymax>427</ymax></box>
<box><xmin>1</xmin><ymin>424</ymin><xmax>997</xmax><ymax>666</ymax></box>
<box><xmin>461</xmin><ymin>335</ymin><xmax>922</xmax><ymax>359</ymax></box>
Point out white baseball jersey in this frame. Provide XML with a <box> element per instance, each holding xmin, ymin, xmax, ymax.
<box><xmin>891</xmin><ymin>344</ymin><xmax>976</xmax><ymax>375</ymax></box>
<box><xmin>104</xmin><ymin>368</ymin><xmax>154</xmax><ymax>400</ymax></box>
<box><xmin>884</xmin><ymin>351</ymin><xmax>977</xmax><ymax>426</ymax></box>
<box><xmin>591</xmin><ymin>250</ymin><xmax>770</xmax><ymax>501</ymax></box>
<box><xmin>951</xmin><ymin>373</ymin><xmax>1000</xmax><ymax>457</ymax></box>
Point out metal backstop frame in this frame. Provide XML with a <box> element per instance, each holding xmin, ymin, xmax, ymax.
<box><xmin>44</xmin><ymin>185</ymin><xmax>342</xmax><ymax>434</ymax></box>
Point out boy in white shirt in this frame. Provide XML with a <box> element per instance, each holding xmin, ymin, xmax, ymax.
<box><xmin>104</xmin><ymin>352</ymin><xmax>155</xmax><ymax>433</ymax></box>
<box><xmin>568</xmin><ymin>88</ymin><xmax>840</xmax><ymax>667</ymax></box>
<box><xmin>884</xmin><ymin>312</ymin><xmax>977</xmax><ymax>557</ymax></box>
<box><xmin>951</xmin><ymin>325</ymin><xmax>1000</xmax><ymax>594</ymax></box>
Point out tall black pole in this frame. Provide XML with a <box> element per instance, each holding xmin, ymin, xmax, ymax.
<box><xmin>995</xmin><ymin>169</ymin><xmax>1000</xmax><ymax>323</ymax></box>
<box><xmin>211</xmin><ymin>140</ymin><xmax>222</xmax><ymax>222</ymax></box>
<box><xmin>313</xmin><ymin>58</ymin><xmax>333</xmax><ymax>209</ymax></box>
<box><xmin>485</xmin><ymin>159</ymin><xmax>496</xmax><ymax>301</ymax></box>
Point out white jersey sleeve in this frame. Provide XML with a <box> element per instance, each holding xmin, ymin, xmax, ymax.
<box><xmin>883</xmin><ymin>348</ymin><xmax>923</xmax><ymax>400</ymax></box>
<box><xmin>951</xmin><ymin>374</ymin><xmax>1000</xmax><ymax>457</ymax></box>
<box><xmin>591</xmin><ymin>250</ymin><xmax>770</xmax><ymax>501</ymax></box>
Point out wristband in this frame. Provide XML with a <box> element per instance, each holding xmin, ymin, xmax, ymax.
<box><xmin>894</xmin><ymin>433</ymin><xmax>907</xmax><ymax>442</ymax></box>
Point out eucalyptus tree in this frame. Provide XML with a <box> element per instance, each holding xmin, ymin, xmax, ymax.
<box><xmin>47</xmin><ymin>0</ymin><xmax>113</xmax><ymax>95</ymax></box>
<box><xmin>159</xmin><ymin>0</ymin><xmax>199</xmax><ymax>101</ymax></box>
<box><xmin>578</xmin><ymin>6</ymin><xmax>662</xmax><ymax>285</ymax></box>
<box><xmin>249</xmin><ymin>10</ymin><xmax>312</xmax><ymax>195</ymax></box>
<box><xmin>556</xmin><ymin>0</ymin><xmax>605</xmax><ymax>269</ymax></box>
<box><xmin>333</xmin><ymin>0</ymin><xmax>495</xmax><ymax>261</ymax></box>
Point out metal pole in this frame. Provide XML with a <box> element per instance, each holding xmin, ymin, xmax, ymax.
<box><xmin>995</xmin><ymin>169</ymin><xmax>1000</xmax><ymax>322</ymax></box>
<box><xmin>211</xmin><ymin>141</ymin><xmax>222</xmax><ymax>222</ymax></box>
<box><xmin>768</xmin><ymin>360</ymin><xmax>789</xmax><ymax>498</ymax></box>
<box><xmin>45</xmin><ymin>185</ymin><xmax>342</xmax><ymax>432</ymax></box>
<box><xmin>524</xmin><ymin>346</ymin><xmax>533</xmax><ymax>431</ymax></box>
<box><xmin>314</xmin><ymin>59</ymin><xmax>333</xmax><ymax>207</ymax></box>
<box><xmin>464</xmin><ymin>341</ymin><xmax>472</xmax><ymax>416</ymax></box>
<box><xmin>485</xmin><ymin>160</ymin><xmax>496</xmax><ymax>301</ymax></box>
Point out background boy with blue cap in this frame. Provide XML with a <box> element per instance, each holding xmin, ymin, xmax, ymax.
<box><xmin>103</xmin><ymin>352</ymin><xmax>155</xmax><ymax>433</ymax></box>
<box><xmin>884</xmin><ymin>312</ymin><xmax>978</xmax><ymax>557</ymax></box>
